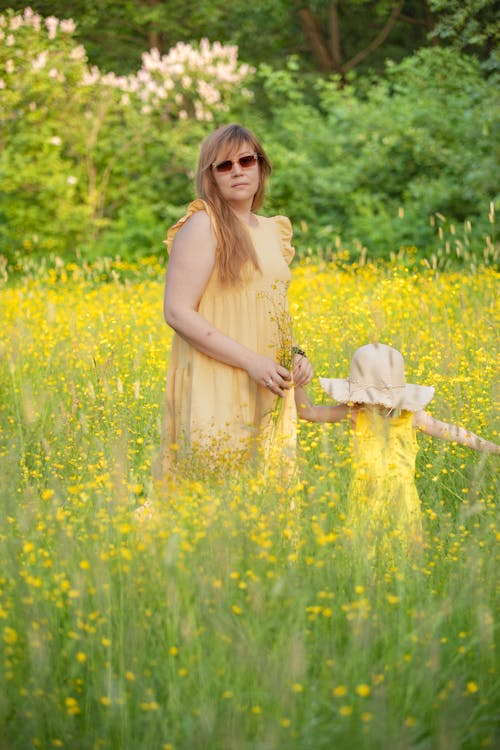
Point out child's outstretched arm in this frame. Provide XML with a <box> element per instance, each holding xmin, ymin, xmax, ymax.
<box><xmin>414</xmin><ymin>410</ymin><xmax>500</xmax><ymax>454</ymax></box>
<box><xmin>295</xmin><ymin>385</ymin><xmax>351</xmax><ymax>424</ymax></box>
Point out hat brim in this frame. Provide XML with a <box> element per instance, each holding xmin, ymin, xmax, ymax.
<box><xmin>319</xmin><ymin>377</ymin><xmax>434</xmax><ymax>412</ymax></box>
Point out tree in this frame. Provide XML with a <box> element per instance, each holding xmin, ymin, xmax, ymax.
<box><xmin>251</xmin><ymin>48</ymin><xmax>498</xmax><ymax>259</ymax></box>
<box><xmin>428</xmin><ymin>0</ymin><xmax>499</xmax><ymax>73</ymax></box>
<box><xmin>296</xmin><ymin>0</ymin><xmax>433</xmax><ymax>78</ymax></box>
<box><xmin>0</xmin><ymin>0</ymin><xmax>433</xmax><ymax>75</ymax></box>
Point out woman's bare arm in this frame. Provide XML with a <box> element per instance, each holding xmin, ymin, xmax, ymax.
<box><xmin>414</xmin><ymin>410</ymin><xmax>500</xmax><ymax>454</ymax></box>
<box><xmin>163</xmin><ymin>211</ymin><xmax>291</xmax><ymax>395</ymax></box>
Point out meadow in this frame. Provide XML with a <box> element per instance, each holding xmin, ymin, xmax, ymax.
<box><xmin>0</xmin><ymin>255</ymin><xmax>499</xmax><ymax>750</ymax></box>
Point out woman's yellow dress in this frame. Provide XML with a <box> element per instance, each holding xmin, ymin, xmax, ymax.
<box><xmin>154</xmin><ymin>199</ymin><xmax>297</xmax><ymax>479</ymax></box>
<box><xmin>347</xmin><ymin>408</ymin><xmax>423</xmax><ymax>553</ymax></box>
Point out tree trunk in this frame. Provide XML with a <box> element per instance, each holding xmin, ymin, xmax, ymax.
<box><xmin>343</xmin><ymin>0</ymin><xmax>404</xmax><ymax>73</ymax></box>
<box><xmin>298</xmin><ymin>1</ymin><xmax>406</xmax><ymax>77</ymax></box>
<box><xmin>298</xmin><ymin>7</ymin><xmax>339</xmax><ymax>73</ymax></box>
<box><xmin>328</xmin><ymin>2</ymin><xmax>343</xmax><ymax>71</ymax></box>
<box><xmin>147</xmin><ymin>0</ymin><xmax>161</xmax><ymax>52</ymax></box>
<box><xmin>148</xmin><ymin>29</ymin><xmax>160</xmax><ymax>51</ymax></box>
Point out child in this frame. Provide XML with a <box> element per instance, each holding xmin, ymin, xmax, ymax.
<box><xmin>295</xmin><ymin>343</ymin><xmax>499</xmax><ymax>551</ymax></box>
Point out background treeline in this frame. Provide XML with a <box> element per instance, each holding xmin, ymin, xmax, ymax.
<box><xmin>0</xmin><ymin>1</ymin><xmax>498</xmax><ymax>264</ymax></box>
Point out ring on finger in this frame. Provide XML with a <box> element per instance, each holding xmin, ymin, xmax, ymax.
<box><xmin>266</xmin><ymin>378</ymin><xmax>273</xmax><ymax>387</ymax></box>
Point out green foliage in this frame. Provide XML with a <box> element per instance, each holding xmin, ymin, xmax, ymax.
<box><xmin>0</xmin><ymin>0</ymin><xmax>225</xmax><ymax>73</ymax></box>
<box><xmin>0</xmin><ymin>8</ymin><xmax>498</xmax><ymax>265</ymax></box>
<box><xmin>2</xmin><ymin>1</ymin><xmax>497</xmax><ymax>77</ymax></box>
<box><xmin>0</xmin><ymin>12</ymin><xmax>92</xmax><ymax>255</ymax></box>
<box><xmin>1</xmin><ymin>0</ymin><xmax>430</xmax><ymax>76</ymax></box>
<box><xmin>254</xmin><ymin>48</ymin><xmax>499</xmax><ymax>261</ymax></box>
<box><xmin>0</xmin><ymin>8</ymin><xmax>252</xmax><ymax>262</ymax></box>
<box><xmin>428</xmin><ymin>0</ymin><xmax>500</xmax><ymax>74</ymax></box>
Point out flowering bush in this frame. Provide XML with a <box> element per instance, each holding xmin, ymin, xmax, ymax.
<box><xmin>127</xmin><ymin>40</ymin><xmax>253</xmax><ymax>121</ymax></box>
<box><xmin>78</xmin><ymin>38</ymin><xmax>253</xmax><ymax>122</ymax></box>
<box><xmin>0</xmin><ymin>8</ymin><xmax>254</xmax><ymax>260</ymax></box>
<box><xmin>0</xmin><ymin>8</ymin><xmax>91</xmax><ymax>255</ymax></box>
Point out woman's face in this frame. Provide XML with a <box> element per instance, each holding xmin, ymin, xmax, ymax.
<box><xmin>211</xmin><ymin>141</ymin><xmax>260</xmax><ymax>209</ymax></box>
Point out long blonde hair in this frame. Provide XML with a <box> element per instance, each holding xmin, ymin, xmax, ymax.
<box><xmin>196</xmin><ymin>124</ymin><xmax>272</xmax><ymax>285</ymax></box>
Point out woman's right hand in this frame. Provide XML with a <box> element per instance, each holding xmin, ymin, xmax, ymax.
<box><xmin>246</xmin><ymin>355</ymin><xmax>292</xmax><ymax>398</ymax></box>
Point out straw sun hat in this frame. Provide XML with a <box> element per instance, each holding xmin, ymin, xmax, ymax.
<box><xmin>319</xmin><ymin>343</ymin><xmax>435</xmax><ymax>412</ymax></box>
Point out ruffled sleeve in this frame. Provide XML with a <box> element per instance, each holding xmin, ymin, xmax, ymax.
<box><xmin>274</xmin><ymin>215</ymin><xmax>295</xmax><ymax>265</ymax></box>
<box><xmin>164</xmin><ymin>199</ymin><xmax>214</xmax><ymax>255</ymax></box>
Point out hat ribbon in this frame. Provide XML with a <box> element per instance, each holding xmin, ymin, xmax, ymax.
<box><xmin>348</xmin><ymin>380</ymin><xmax>405</xmax><ymax>394</ymax></box>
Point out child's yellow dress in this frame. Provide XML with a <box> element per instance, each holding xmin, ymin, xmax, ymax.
<box><xmin>347</xmin><ymin>408</ymin><xmax>423</xmax><ymax>552</ymax></box>
<box><xmin>154</xmin><ymin>199</ymin><xmax>297</xmax><ymax>480</ymax></box>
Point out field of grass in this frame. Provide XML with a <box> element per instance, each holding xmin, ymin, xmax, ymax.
<box><xmin>0</xmin><ymin>256</ymin><xmax>499</xmax><ymax>750</ymax></box>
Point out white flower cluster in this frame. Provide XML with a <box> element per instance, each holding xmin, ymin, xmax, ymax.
<box><xmin>0</xmin><ymin>7</ymin><xmax>80</xmax><ymax>87</ymax></box>
<box><xmin>0</xmin><ymin>6</ymin><xmax>76</xmax><ymax>36</ymax></box>
<box><xmin>82</xmin><ymin>39</ymin><xmax>254</xmax><ymax>121</ymax></box>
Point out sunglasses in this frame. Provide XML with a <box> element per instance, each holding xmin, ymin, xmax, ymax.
<box><xmin>212</xmin><ymin>153</ymin><xmax>260</xmax><ymax>174</ymax></box>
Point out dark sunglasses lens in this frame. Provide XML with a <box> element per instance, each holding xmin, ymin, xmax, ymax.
<box><xmin>214</xmin><ymin>155</ymin><xmax>258</xmax><ymax>173</ymax></box>
<box><xmin>215</xmin><ymin>160</ymin><xmax>233</xmax><ymax>173</ymax></box>
<box><xmin>239</xmin><ymin>155</ymin><xmax>256</xmax><ymax>168</ymax></box>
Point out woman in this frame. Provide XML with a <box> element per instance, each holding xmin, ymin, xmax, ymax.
<box><xmin>154</xmin><ymin>124</ymin><xmax>313</xmax><ymax>481</ymax></box>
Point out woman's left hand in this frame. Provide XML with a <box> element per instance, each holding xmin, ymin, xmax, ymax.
<box><xmin>292</xmin><ymin>354</ymin><xmax>314</xmax><ymax>386</ymax></box>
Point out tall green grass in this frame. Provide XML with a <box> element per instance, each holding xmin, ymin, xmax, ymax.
<box><xmin>0</xmin><ymin>258</ymin><xmax>498</xmax><ymax>749</ymax></box>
